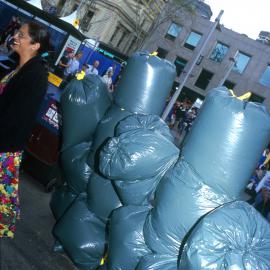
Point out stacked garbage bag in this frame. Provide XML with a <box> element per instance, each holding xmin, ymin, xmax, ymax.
<box><xmin>99</xmin><ymin>87</ymin><xmax>270</xmax><ymax>269</ymax></box>
<box><xmin>50</xmin><ymin>74</ymin><xmax>111</xmax><ymax>221</ymax></box>
<box><xmin>50</xmin><ymin>49</ymin><xmax>270</xmax><ymax>270</ymax></box>
<box><xmin>50</xmin><ymin>52</ymin><xmax>177</xmax><ymax>269</ymax></box>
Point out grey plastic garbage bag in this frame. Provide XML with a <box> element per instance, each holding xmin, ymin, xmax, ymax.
<box><xmin>114</xmin><ymin>51</ymin><xmax>176</xmax><ymax>115</ymax></box>
<box><xmin>112</xmin><ymin>175</ymin><xmax>164</xmax><ymax>206</ymax></box>
<box><xmin>50</xmin><ymin>184</ymin><xmax>78</xmax><ymax>220</ymax></box>
<box><xmin>61</xmin><ymin>142</ymin><xmax>92</xmax><ymax>194</ymax></box>
<box><xmin>115</xmin><ymin>114</ymin><xmax>174</xmax><ymax>142</ymax></box>
<box><xmin>53</xmin><ymin>195</ymin><xmax>106</xmax><ymax>270</ymax></box>
<box><xmin>87</xmin><ymin>104</ymin><xmax>132</xmax><ymax>168</ymax></box>
<box><xmin>136</xmin><ymin>254</ymin><xmax>177</xmax><ymax>270</ymax></box>
<box><xmin>97</xmin><ymin>265</ymin><xmax>107</xmax><ymax>270</ymax></box>
<box><xmin>144</xmin><ymin>160</ymin><xmax>232</xmax><ymax>255</ymax></box>
<box><xmin>87</xmin><ymin>172</ymin><xmax>122</xmax><ymax>221</ymax></box>
<box><xmin>107</xmin><ymin>206</ymin><xmax>151</xmax><ymax>270</ymax></box>
<box><xmin>100</xmin><ymin>129</ymin><xmax>179</xmax><ymax>181</ymax></box>
<box><xmin>99</xmin><ymin>128</ymin><xmax>179</xmax><ymax>205</ymax></box>
<box><xmin>179</xmin><ymin>201</ymin><xmax>270</xmax><ymax>270</ymax></box>
<box><xmin>61</xmin><ymin>74</ymin><xmax>111</xmax><ymax>151</ymax></box>
<box><xmin>182</xmin><ymin>87</ymin><xmax>270</xmax><ymax>197</ymax></box>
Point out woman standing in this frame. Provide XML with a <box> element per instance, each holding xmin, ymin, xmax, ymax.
<box><xmin>0</xmin><ymin>22</ymin><xmax>50</xmax><ymax>238</ymax></box>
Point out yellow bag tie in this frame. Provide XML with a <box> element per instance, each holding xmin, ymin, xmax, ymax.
<box><xmin>229</xmin><ymin>89</ymin><xmax>251</xmax><ymax>100</ymax></box>
<box><xmin>100</xmin><ymin>253</ymin><xmax>108</xmax><ymax>265</ymax></box>
<box><xmin>75</xmin><ymin>70</ymin><xmax>86</xmax><ymax>80</ymax></box>
<box><xmin>150</xmin><ymin>51</ymin><xmax>158</xmax><ymax>56</ymax></box>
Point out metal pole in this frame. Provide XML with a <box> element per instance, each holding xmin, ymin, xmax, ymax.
<box><xmin>218</xmin><ymin>51</ymin><xmax>238</xmax><ymax>87</ymax></box>
<box><xmin>85</xmin><ymin>37</ymin><xmax>99</xmax><ymax>63</ymax></box>
<box><xmin>162</xmin><ymin>10</ymin><xmax>224</xmax><ymax>120</ymax></box>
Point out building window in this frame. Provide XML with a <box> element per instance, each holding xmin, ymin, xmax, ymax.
<box><xmin>259</xmin><ymin>65</ymin><xmax>270</xmax><ymax>88</ymax></box>
<box><xmin>80</xmin><ymin>10</ymin><xmax>94</xmax><ymax>31</ymax></box>
<box><xmin>126</xmin><ymin>36</ymin><xmax>136</xmax><ymax>53</ymax></box>
<box><xmin>110</xmin><ymin>27</ymin><xmax>120</xmax><ymax>43</ymax></box>
<box><xmin>232</xmin><ymin>52</ymin><xmax>251</xmax><ymax>74</ymax></box>
<box><xmin>165</xmin><ymin>22</ymin><xmax>181</xmax><ymax>41</ymax></box>
<box><xmin>117</xmin><ymin>31</ymin><xmax>128</xmax><ymax>47</ymax></box>
<box><xmin>210</xmin><ymin>42</ymin><xmax>229</xmax><ymax>62</ymax></box>
<box><xmin>223</xmin><ymin>80</ymin><xmax>235</xmax><ymax>89</ymax></box>
<box><xmin>249</xmin><ymin>93</ymin><xmax>265</xmax><ymax>103</ymax></box>
<box><xmin>195</xmin><ymin>69</ymin><xmax>214</xmax><ymax>90</ymax></box>
<box><xmin>174</xmin><ymin>56</ymin><xmax>187</xmax><ymax>76</ymax></box>
<box><xmin>156</xmin><ymin>47</ymin><xmax>168</xmax><ymax>58</ymax></box>
<box><xmin>184</xmin><ymin>31</ymin><xmax>202</xmax><ymax>50</ymax></box>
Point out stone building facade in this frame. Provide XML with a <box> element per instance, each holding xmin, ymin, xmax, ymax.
<box><xmin>142</xmin><ymin>6</ymin><xmax>270</xmax><ymax>109</ymax></box>
<box><xmin>55</xmin><ymin>0</ymin><xmax>166</xmax><ymax>56</ymax></box>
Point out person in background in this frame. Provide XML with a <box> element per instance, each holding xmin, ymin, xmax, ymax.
<box><xmin>85</xmin><ymin>60</ymin><xmax>99</xmax><ymax>75</ymax></box>
<box><xmin>113</xmin><ymin>62</ymin><xmax>125</xmax><ymax>88</ymax></box>
<box><xmin>178</xmin><ymin>100</ymin><xmax>192</xmax><ymax>133</ymax></box>
<box><xmin>256</xmin><ymin>148</ymin><xmax>270</xmax><ymax>180</ymax></box>
<box><xmin>64</xmin><ymin>51</ymin><xmax>83</xmax><ymax>81</ymax></box>
<box><xmin>54</xmin><ymin>50</ymin><xmax>73</xmax><ymax>78</ymax></box>
<box><xmin>258</xmin><ymin>148</ymin><xmax>270</xmax><ymax>170</ymax></box>
<box><xmin>102</xmin><ymin>67</ymin><xmax>114</xmax><ymax>92</ymax></box>
<box><xmin>253</xmin><ymin>170</ymin><xmax>270</xmax><ymax>219</ymax></box>
<box><xmin>173</xmin><ymin>101</ymin><xmax>185</xmax><ymax>130</ymax></box>
<box><xmin>0</xmin><ymin>22</ymin><xmax>50</xmax><ymax>238</ymax></box>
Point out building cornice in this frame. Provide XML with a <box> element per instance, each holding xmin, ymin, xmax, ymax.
<box><xmin>97</xmin><ymin>0</ymin><xmax>149</xmax><ymax>34</ymax></box>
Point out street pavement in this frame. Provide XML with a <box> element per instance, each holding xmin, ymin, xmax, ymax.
<box><xmin>0</xmin><ymin>171</ymin><xmax>77</xmax><ymax>270</ymax></box>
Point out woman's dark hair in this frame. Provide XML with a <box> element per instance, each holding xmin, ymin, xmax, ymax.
<box><xmin>27</xmin><ymin>22</ymin><xmax>50</xmax><ymax>55</ymax></box>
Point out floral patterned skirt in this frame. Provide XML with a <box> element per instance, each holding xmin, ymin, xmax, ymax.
<box><xmin>0</xmin><ymin>152</ymin><xmax>22</xmax><ymax>238</ymax></box>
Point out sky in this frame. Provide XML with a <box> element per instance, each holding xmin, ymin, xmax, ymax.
<box><xmin>204</xmin><ymin>0</ymin><xmax>270</xmax><ymax>39</ymax></box>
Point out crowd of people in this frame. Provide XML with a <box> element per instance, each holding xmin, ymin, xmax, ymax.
<box><xmin>54</xmin><ymin>49</ymin><xmax>116</xmax><ymax>93</ymax></box>
<box><xmin>167</xmin><ymin>98</ymin><xmax>198</xmax><ymax>139</ymax></box>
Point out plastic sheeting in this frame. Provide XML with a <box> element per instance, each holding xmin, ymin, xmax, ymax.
<box><xmin>179</xmin><ymin>201</ymin><xmax>270</xmax><ymax>270</ymax></box>
<box><xmin>136</xmin><ymin>254</ymin><xmax>177</xmax><ymax>270</ymax></box>
<box><xmin>115</xmin><ymin>114</ymin><xmax>174</xmax><ymax>142</ymax></box>
<box><xmin>107</xmin><ymin>206</ymin><xmax>151</xmax><ymax>270</ymax></box>
<box><xmin>182</xmin><ymin>87</ymin><xmax>270</xmax><ymax>197</ymax></box>
<box><xmin>144</xmin><ymin>160</ymin><xmax>232</xmax><ymax>256</ymax></box>
<box><xmin>87</xmin><ymin>104</ymin><xmax>132</xmax><ymax>168</ymax></box>
<box><xmin>60</xmin><ymin>75</ymin><xmax>111</xmax><ymax>151</ymax></box>
<box><xmin>114</xmin><ymin>51</ymin><xmax>176</xmax><ymax>115</ymax></box>
<box><xmin>50</xmin><ymin>185</ymin><xmax>78</xmax><ymax>220</ymax></box>
<box><xmin>99</xmin><ymin>127</ymin><xmax>179</xmax><ymax>205</ymax></box>
<box><xmin>86</xmin><ymin>173</ymin><xmax>122</xmax><ymax>221</ymax></box>
<box><xmin>61</xmin><ymin>142</ymin><xmax>92</xmax><ymax>194</ymax></box>
<box><xmin>53</xmin><ymin>195</ymin><xmax>106</xmax><ymax>270</ymax></box>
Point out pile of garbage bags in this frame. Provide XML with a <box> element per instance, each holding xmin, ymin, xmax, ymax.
<box><xmin>50</xmin><ymin>51</ymin><xmax>270</xmax><ymax>270</ymax></box>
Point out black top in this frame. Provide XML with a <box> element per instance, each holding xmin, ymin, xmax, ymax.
<box><xmin>0</xmin><ymin>56</ymin><xmax>48</xmax><ymax>152</ymax></box>
<box><xmin>54</xmin><ymin>55</ymin><xmax>68</xmax><ymax>78</ymax></box>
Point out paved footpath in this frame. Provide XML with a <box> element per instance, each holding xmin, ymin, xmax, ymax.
<box><xmin>0</xmin><ymin>171</ymin><xmax>77</xmax><ymax>270</ymax></box>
